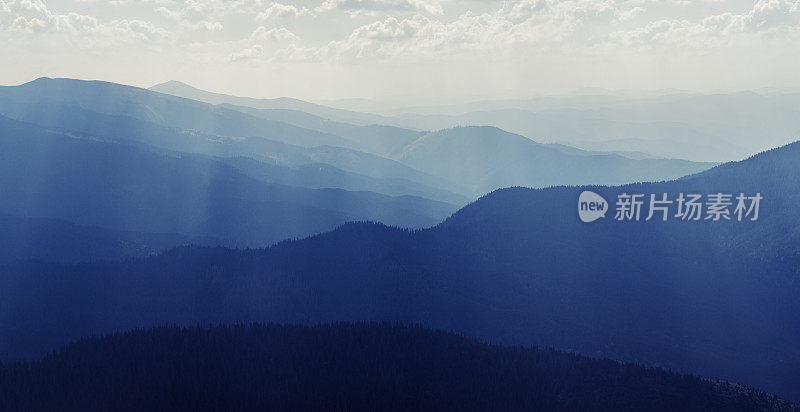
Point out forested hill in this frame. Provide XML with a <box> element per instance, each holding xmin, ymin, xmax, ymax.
<box><xmin>0</xmin><ymin>323</ymin><xmax>795</xmax><ymax>412</ymax></box>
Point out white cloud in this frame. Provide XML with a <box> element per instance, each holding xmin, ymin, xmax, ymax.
<box><xmin>3</xmin><ymin>0</ymin><xmax>96</xmax><ymax>34</ymax></box>
<box><xmin>256</xmin><ymin>2</ymin><xmax>310</xmax><ymax>20</ymax></box>
<box><xmin>1</xmin><ymin>0</ymin><xmax>169</xmax><ymax>41</ymax></box>
<box><xmin>610</xmin><ymin>19</ymin><xmax>700</xmax><ymax>45</ymax></box>
<box><xmin>611</xmin><ymin>0</ymin><xmax>800</xmax><ymax>47</ymax></box>
<box><xmin>251</xmin><ymin>25</ymin><xmax>296</xmax><ymax>40</ymax></box>
<box><xmin>281</xmin><ymin>0</ymin><xmax>800</xmax><ymax>62</ymax></box>
<box><xmin>152</xmin><ymin>0</ymin><xmax>275</xmax><ymax>31</ymax></box>
<box><xmin>281</xmin><ymin>0</ymin><xmax>625</xmax><ymax>61</ymax></box>
<box><xmin>316</xmin><ymin>0</ymin><xmax>446</xmax><ymax>16</ymax></box>
<box><xmin>703</xmin><ymin>0</ymin><xmax>799</xmax><ymax>33</ymax></box>
<box><xmin>618</xmin><ymin>6</ymin><xmax>644</xmax><ymax>22</ymax></box>
<box><xmin>198</xmin><ymin>20</ymin><xmax>223</xmax><ymax>31</ymax></box>
<box><xmin>106</xmin><ymin>19</ymin><xmax>171</xmax><ymax>41</ymax></box>
<box><xmin>229</xmin><ymin>44</ymin><xmax>264</xmax><ymax>61</ymax></box>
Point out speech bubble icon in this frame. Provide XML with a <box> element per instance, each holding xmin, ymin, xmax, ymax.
<box><xmin>578</xmin><ymin>191</ymin><xmax>608</xmax><ymax>223</ymax></box>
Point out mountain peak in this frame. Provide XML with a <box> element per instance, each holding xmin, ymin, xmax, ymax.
<box><xmin>150</xmin><ymin>80</ymin><xmax>303</xmax><ymax>104</ymax></box>
<box><xmin>152</xmin><ymin>80</ymin><xmax>190</xmax><ymax>87</ymax></box>
<box><xmin>149</xmin><ymin>80</ymin><xmax>199</xmax><ymax>93</ymax></box>
<box><xmin>28</xmin><ymin>76</ymin><xmax>54</xmax><ymax>84</ymax></box>
<box><xmin>18</xmin><ymin>76</ymin><xmax>69</xmax><ymax>87</ymax></box>
<box><xmin>16</xmin><ymin>77</ymin><xmax>137</xmax><ymax>92</ymax></box>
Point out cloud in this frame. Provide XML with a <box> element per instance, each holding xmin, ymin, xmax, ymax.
<box><xmin>106</xmin><ymin>19</ymin><xmax>171</xmax><ymax>41</ymax></box>
<box><xmin>610</xmin><ymin>19</ymin><xmax>700</xmax><ymax>45</ymax></box>
<box><xmin>228</xmin><ymin>25</ymin><xmax>297</xmax><ymax>64</ymax></box>
<box><xmin>198</xmin><ymin>20</ymin><xmax>223</xmax><ymax>31</ymax></box>
<box><xmin>611</xmin><ymin>0</ymin><xmax>800</xmax><ymax>47</ymax></box>
<box><xmin>2</xmin><ymin>0</ymin><xmax>97</xmax><ymax>34</ymax></box>
<box><xmin>287</xmin><ymin>0</ymin><xmax>800</xmax><ymax>62</ymax></box>
<box><xmin>151</xmin><ymin>0</ymin><xmax>279</xmax><ymax>31</ymax></box>
<box><xmin>256</xmin><ymin>2</ymin><xmax>310</xmax><ymax>20</ymax></box>
<box><xmin>315</xmin><ymin>0</ymin><xmax>446</xmax><ymax>16</ymax></box>
<box><xmin>618</xmin><ymin>6</ymin><xmax>645</xmax><ymax>22</ymax></box>
<box><xmin>3</xmin><ymin>0</ymin><xmax>799</xmax><ymax>92</ymax></box>
<box><xmin>251</xmin><ymin>25</ymin><xmax>296</xmax><ymax>40</ymax></box>
<box><xmin>1</xmin><ymin>0</ymin><xmax>169</xmax><ymax>41</ymax></box>
<box><xmin>703</xmin><ymin>0</ymin><xmax>799</xmax><ymax>33</ymax></box>
<box><xmin>254</xmin><ymin>0</ymin><xmax>447</xmax><ymax>20</ymax></box>
<box><xmin>284</xmin><ymin>0</ymin><xmax>626</xmax><ymax>61</ymax></box>
<box><xmin>229</xmin><ymin>44</ymin><xmax>264</xmax><ymax>61</ymax></box>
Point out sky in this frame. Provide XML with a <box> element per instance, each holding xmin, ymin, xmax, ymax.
<box><xmin>1</xmin><ymin>0</ymin><xmax>799</xmax><ymax>100</ymax></box>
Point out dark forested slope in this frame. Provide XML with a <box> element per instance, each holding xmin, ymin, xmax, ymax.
<box><xmin>0</xmin><ymin>323</ymin><xmax>794</xmax><ymax>412</ymax></box>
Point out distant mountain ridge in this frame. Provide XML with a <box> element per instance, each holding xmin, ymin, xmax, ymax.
<box><xmin>150</xmin><ymin>80</ymin><xmax>391</xmax><ymax>126</ymax></box>
<box><xmin>0</xmin><ymin>77</ymin><xmax>353</xmax><ymax>149</ymax></box>
<box><xmin>380</xmin><ymin>92</ymin><xmax>800</xmax><ymax>162</ymax></box>
<box><xmin>223</xmin><ymin>103</ymin><xmax>426</xmax><ymax>157</ymax></box>
<box><xmin>188</xmin><ymin>88</ymin><xmax>718</xmax><ymax>196</ymax></box>
<box><xmin>389</xmin><ymin>126</ymin><xmax>717</xmax><ymax>196</ymax></box>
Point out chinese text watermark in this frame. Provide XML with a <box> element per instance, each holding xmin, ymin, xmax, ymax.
<box><xmin>579</xmin><ymin>191</ymin><xmax>762</xmax><ymax>223</ymax></box>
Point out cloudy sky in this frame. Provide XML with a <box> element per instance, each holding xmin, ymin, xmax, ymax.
<box><xmin>1</xmin><ymin>0</ymin><xmax>798</xmax><ymax>100</ymax></box>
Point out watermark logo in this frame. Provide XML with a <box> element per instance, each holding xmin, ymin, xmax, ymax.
<box><xmin>578</xmin><ymin>191</ymin><xmax>608</xmax><ymax>223</ymax></box>
<box><xmin>578</xmin><ymin>191</ymin><xmax>763</xmax><ymax>223</ymax></box>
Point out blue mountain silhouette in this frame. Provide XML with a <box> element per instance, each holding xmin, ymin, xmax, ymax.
<box><xmin>0</xmin><ymin>140</ymin><xmax>798</xmax><ymax>401</ymax></box>
<box><xmin>0</xmin><ymin>115</ymin><xmax>457</xmax><ymax>248</ymax></box>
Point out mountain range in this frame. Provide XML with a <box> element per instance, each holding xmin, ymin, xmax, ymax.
<box><xmin>2</xmin><ymin>76</ymin><xmax>798</xmax><ymax>405</ymax></box>
<box><xmin>0</xmin><ymin>77</ymin><xmax>719</xmax><ymax>256</ymax></box>
<box><xmin>0</xmin><ymin>139</ymin><xmax>798</xmax><ymax>401</ymax></box>
<box><xmin>0</xmin><ymin>114</ymin><xmax>456</xmax><ymax>248</ymax></box>
<box><xmin>368</xmin><ymin>91</ymin><xmax>800</xmax><ymax>162</ymax></box>
<box><xmin>148</xmin><ymin>79</ymin><xmax>717</xmax><ymax>196</ymax></box>
<box><xmin>0</xmin><ymin>78</ymin><xmax>352</xmax><ymax>149</ymax></box>
<box><xmin>152</xmin><ymin>81</ymin><xmax>800</xmax><ymax>162</ymax></box>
